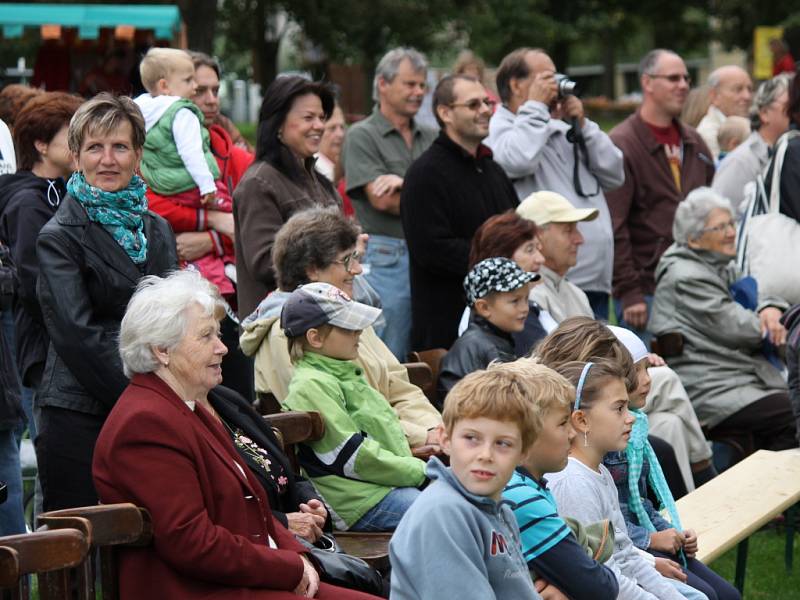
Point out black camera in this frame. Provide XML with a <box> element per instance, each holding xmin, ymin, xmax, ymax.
<box><xmin>555</xmin><ymin>73</ymin><xmax>580</xmax><ymax>99</ymax></box>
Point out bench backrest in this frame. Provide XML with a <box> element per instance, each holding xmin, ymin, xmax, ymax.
<box><xmin>0</xmin><ymin>528</ymin><xmax>90</xmax><ymax>599</ymax></box>
<box><xmin>407</xmin><ymin>349</ymin><xmax>447</xmax><ymax>404</ymax></box>
<box><xmin>37</xmin><ymin>504</ymin><xmax>152</xmax><ymax>600</ymax></box>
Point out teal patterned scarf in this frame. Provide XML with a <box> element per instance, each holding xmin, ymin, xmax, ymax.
<box><xmin>626</xmin><ymin>408</ymin><xmax>683</xmax><ymax>534</ymax></box>
<box><xmin>68</xmin><ymin>171</ymin><xmax>148</xmax><ymax>264</ymax></box>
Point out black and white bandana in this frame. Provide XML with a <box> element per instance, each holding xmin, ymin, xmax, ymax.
<box><xmin>463</xmin><ymin>257</ymin><xmax>540</xmax><ymax>306</ymax></box>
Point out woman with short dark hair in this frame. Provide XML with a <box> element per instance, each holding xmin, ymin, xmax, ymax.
<box><xmin>234</xmin><ymin>76</ymin><xmax>340</xmax><ymax>318</ymax></box>
<box><xmin>0</xmin><ymin>92</ymin><xmax>82</xmax><ymax>397</ymax></box>
<box><xmin>35</xmin><ymin>92</ymin><xmax>178</xmax><ymax>510</ymax></box>
<box><xmin>239</xmin><ymin>207</ymin><xmax>441</xmax><ymax>457</ymax></box>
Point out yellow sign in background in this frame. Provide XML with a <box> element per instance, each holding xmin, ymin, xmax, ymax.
<box><xmin>754</xmin><ymin>26</ymin><xmax>785</xmax><ymax>80</ymax></box>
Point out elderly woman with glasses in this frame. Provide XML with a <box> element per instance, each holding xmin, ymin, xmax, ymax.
<box><xmin>240</xmin><ymin>207</ymin><xmax>442</xmax><ymax>460</ymax></box>
<box><xmin>649</xmin><ymin>187</ymin><xmax>796</xmax><ymax>452</ymax></box>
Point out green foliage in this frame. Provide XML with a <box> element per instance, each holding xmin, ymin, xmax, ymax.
<box><xmin>710</xmin><ymin>527</ymin><xmax>800</xmax><ymax>599</ymax></box>
<box><xmin>286</xmin><ymin>0</ymin><xmax>461</xmax><ymax>67</ymax></box>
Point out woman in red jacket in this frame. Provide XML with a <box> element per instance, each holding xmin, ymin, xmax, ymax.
<box><xmin>93</xmin><ymin>269</ymin><xmax>379</xmax><ymax>599</ymax></box>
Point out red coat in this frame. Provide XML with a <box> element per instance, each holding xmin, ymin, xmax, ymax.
<box><xmin>93</xmin><ymin>373</ymin><xmax>308</xmax><ymax>598</ymax></box>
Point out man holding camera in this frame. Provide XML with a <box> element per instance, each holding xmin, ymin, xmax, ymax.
<box><xmin>487</xmin><ymin>48</ymin><xmax>624</xmax><ymax>320</ymax></box>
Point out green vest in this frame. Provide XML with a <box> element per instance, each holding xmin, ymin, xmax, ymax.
<box><xmin>140</xmin><ymin>98</ymin><xmax>220</xmax><ymax>195</ymax></box>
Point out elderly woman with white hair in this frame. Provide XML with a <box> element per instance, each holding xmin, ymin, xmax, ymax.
<box><xmin>649</xmin><ymin>187</ymin><xmax>796</xmax><ymax>451</ymax></box>
<box><xmin>93</xmin><ymin>270</ymin><xmax>380</xmax><ymax>600</ymax></box>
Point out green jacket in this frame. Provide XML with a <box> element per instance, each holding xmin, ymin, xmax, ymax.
<box><xmin>140</xmin><ymin>98</ymin><xmax>219</xmax><ymax>195</ymax></box>
<box><xmin>649</xmin><ymin>243</ymin><xmax>787</xmax><ymax>427</ymax></box>
<box><xmin>283</xmin><ymin>352</ymin><xmax>426</xmax><ymax>529</ymax></box>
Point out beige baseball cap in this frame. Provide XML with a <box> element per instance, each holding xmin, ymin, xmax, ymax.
<box><xmin>516</xmin><ymin>191</ymin><xmax>599</xmax><ymax>225</ymax></box>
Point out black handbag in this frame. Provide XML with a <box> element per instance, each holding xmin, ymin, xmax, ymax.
<box><xmin>298</xmin><ymin>534</ymin><xmax>386</xmax><ymax>597</ymax></box>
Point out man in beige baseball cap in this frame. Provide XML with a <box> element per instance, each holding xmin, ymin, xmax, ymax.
<box><xmin>516</xmin><ymin>191</ymin><xmax>598</xmax><ymax>323</ymax></box>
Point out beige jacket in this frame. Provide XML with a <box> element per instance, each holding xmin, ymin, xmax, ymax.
<box><xmin>530</xmin><ymin>266</ymin><xmax>594</xmax><ymax>324</ymax></box>
<box><xmin>239</xmin><ymin>294</ymin><xmax>441</xmax><ymax>448</ymax></box>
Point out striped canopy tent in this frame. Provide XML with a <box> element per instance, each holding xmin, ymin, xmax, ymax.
<box><xmin>0</xmin><ymin>3</ymin><xmax>181</xmax><ymax>40</ymax></box>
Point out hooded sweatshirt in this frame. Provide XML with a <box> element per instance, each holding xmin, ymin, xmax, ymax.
<box><xmin>0</xmin><ymin>171</ymin><xmax>65</xmax><ymax>385</ymax></box>
<box><xmin>390</xmin><ymin>457</ymin><xmax>540</xmax><ymax>600</ymax></box>
<box><xmin>283</xmin><ymin>351</ymin><xmax>426</xmax><ymax>529</ymax></box>
<box><xmin>134</xmin><ymin>93</ymin><xmax>218</xmax><ymax>195</ymax></box>
<box><xmin>239</xmin><ymin>289</ymin><xmax>441</xmax><ymax>448</ymax></box>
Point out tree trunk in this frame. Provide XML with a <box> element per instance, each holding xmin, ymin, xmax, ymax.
<box><xmin>251</xmin><ymin>0</ymin><xmax>281</xmax><ymax>87</ymax></box>
<box><xmin>601</xmin><ymin>35</ymin><xmax>617</xmax><ymax>99</ymax></box>
<box><xmin>178</xmin><ymin>0</ymin><xmax>217</xmax><ymax>54</ymax></box>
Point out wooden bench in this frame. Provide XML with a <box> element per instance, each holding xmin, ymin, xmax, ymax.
<box><xmin>0</xmin><ymin>527</ymin><xmax>90</xmax><ymax>599</ymax></box>
<box><xmin>264</xmin><ymin>411</ymin><xmax>392</xmax><ymax>571</ymax></box>
<box><xmin>675</xmin><ymin>449</ymin><xmax>800</xmax><ymax>593</ymax></box>
<box><xmin>37</xmin><ymin>504</ymin><xmax>153</xmax><ymax>600</ymax></box>
<box><xmin>407</xmin><ymin>349</ymin><xmax>447</xmax><ymax>406</ymax></box>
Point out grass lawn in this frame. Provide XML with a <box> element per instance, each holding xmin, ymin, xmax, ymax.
<box><xmin>709</xmin><ymin>527</ymin><xmax>800</xmax><ymax>599</ymax></box>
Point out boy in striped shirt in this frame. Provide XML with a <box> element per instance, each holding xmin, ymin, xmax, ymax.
<box><xmin>503</xmin><ymin>360</ymin><xmax>619</xmax><ymax>600</ymax></box>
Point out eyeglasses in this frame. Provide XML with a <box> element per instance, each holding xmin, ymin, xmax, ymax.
<box><xmin>647</xmin><ymin>73</ymin><xmax>692</xmax><ymax>84</ymax></box>
<box><xmin>332</xmin><ymin>250</ymin><xmax>362</xmax><ymax>273</ymax></box>
<box><xmin>449</xmin><ymin>97</ymin><xmax>497</xmax><ymax>111</ymax></box>
<box><xmin>699</xmin><ymin>220</ymin><xmax>736</xmax><ymax>235</ymax></box>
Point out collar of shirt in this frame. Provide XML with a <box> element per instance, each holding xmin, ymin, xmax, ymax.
<box><xmin>540</xmin><ymin>265</ymin><xmax>564</xmax><ymax>292</ymax></box>
<box><xmin>435</xmin><ymin>130</ymin><xmax>494</xmax><ymax>162</ymax></box>
<box><xmin>372</xmin><ymin>105</ymin><xmax>424</xmax><ymax>139</ymax></box>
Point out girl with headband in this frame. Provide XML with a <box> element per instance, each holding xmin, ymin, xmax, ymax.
<box><xmin>545</xmin><ymin>359</ymin><xmax>704</xmax><ymax>600</ymax></box>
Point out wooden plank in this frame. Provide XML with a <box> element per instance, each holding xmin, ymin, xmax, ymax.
<box><xmin>335</xmin><ymin>532</ymin><xmax>391</xmax><ymax>571</ymax></box>
<box><xmin>676</xmin><ymin>450</ymin><xmax>800</xmax><ymax>564</ymax></box>
<box><xmin>264</xmin><ymin>412</ymin><xmax>324</xmax><ymax>445</ymax></box>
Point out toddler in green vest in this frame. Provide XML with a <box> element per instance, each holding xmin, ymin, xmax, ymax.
<box><xmin>134</xmin><ymin>48</ymin><xmax>235</xmax><ymax>295</ymax></box>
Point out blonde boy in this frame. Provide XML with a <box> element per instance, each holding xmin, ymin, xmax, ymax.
<box><xmin>390</xmin><ymin>363</ymin><xmax>542</xmax><ymax>600</ymax></box>
<box><xmin>503</xmin><ymin>359</ymin><xmax>620</xmax><ymax>600</ymax></box>
<box><xmin>134</xmin><ymin>48</ymin><xmax>220</xmax><ymax>202</ymax></box>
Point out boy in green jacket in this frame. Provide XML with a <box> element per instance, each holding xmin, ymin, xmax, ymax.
<box><xmin>281</xmin><ymin>282</ymin><xmax>426</xmax><ymax>531</ymax></box>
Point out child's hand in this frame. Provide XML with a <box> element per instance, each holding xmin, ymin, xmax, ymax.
<box><xmin>411</xmin><ymin>444</ymin><xmax>441</xmax><ymax>460</ymax></box>
<box><xmin>683</xmin><ymin>529</ymin><xmax>698</xmax><ymax>558</ymax></box>
<box><xmin>201</xmin><ymin>192</ymin><xmax>217</xmax><ymax>206</ymax></box>
<box><xmin>654</xmin><ymin>557</ymin><xmax>687</xmax><ymax>582</ymax></box>
<box><xmin>534</xmin><ymin>579</ymin><xmax>569</xmax><ymax>600</ymax></box>
<box><xmin>647</xmin><ymin>352</ymin><xmax>666</xmax><ymax>367</ymax></box>
<box><xmin>649</xmin><ymin>528</ymin><xmax>685</xmax><ymax>553</ymax></box>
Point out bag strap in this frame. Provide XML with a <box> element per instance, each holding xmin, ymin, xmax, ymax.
<box><xmin>768</xmin><ymin>130</ymin><xmax>800</xmax><ymax>213</ymax></box>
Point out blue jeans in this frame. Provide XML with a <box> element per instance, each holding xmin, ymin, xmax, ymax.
<box><xmin>362</xmin><ymin>235</ymin><xmax>412</xmax><ymax>361</ymax></box>
<box><xmin>671</xmin><ymin>577</ymin><xmax>710</xmax><ymax>600</ymax></box>
<box><xmin>584</xmin><ymin>291</ymin><xmax>610</xmax><ymax>321</ymax></box>
<box><xmin>0</xmin><ymin>428</ymin><xmax>26</xmax><ymax>535</ymax></box>
<box><xmin>1</xmin><ymin>310</ymin><xmax>35</xmax><ymax>441</ymax></box>
<box><xmin>349</xmin><ymin>487</ymin><xmax>420</xmax><ymax>532</ymax></box>
<box><xmin>614</xmin><ymin>294</ymin><xmax>654</xmax><ymax>349</ymax></box>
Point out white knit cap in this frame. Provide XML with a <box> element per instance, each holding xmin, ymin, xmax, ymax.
<box><xmin>607</xmin><ymin>325</ymin><xmax>649</xmax><ymax>364</ymax></box>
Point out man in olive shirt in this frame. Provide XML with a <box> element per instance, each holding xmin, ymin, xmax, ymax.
<box><xmin>343</xmin><ymin>47</ymin><xmax>437</xmax><ymax>360</ymax></box>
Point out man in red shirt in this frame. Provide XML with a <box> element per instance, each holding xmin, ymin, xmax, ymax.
<box><xmin>606</xmin><ymin>49</ymin><xmax>714</xmax><ymax>344</ymax></box>
<box><xmin>771</xmin><ymin>38</ymin><xmax>796</xmax><ymax>76</ymax></box>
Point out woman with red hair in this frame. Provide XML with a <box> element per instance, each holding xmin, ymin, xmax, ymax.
<box><xmin>464</xmin><ymin>210</ymin><xmax>553</xmax><ymax>355</ymax></box>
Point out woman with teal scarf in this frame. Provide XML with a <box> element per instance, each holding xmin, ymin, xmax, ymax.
<box><xmin>35</xmin><ymin>93</ymin><xmax>177</xmax><ymax>512</ymax></box>
<box><xmin>605</xmin><ymin>326</ymin><xmax>740</xmax><ymax>600</ymax></box>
